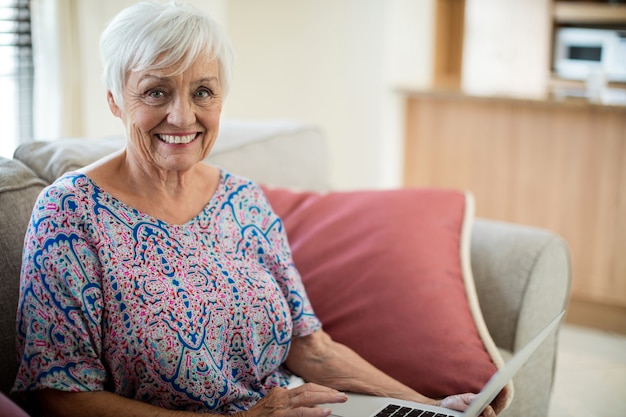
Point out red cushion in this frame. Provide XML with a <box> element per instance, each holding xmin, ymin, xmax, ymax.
<box><xmin>262</xmin><ymin>186</ymin><xmax>509</xmax><ymax>411</ymax></box>
<box><xmin>0</xmin><ymin>392</ymin><xmax>29</xmax><ymax>417</ymax></box>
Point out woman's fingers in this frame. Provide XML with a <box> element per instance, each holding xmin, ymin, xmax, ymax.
<box><xmin>246</xmin><ymin>383</ymin><xmax>347</xmax><ymax>417</ymax></box>
<box><xmin>289</xmin><ymin>383</ymin><xmax>348</xmax><ymax>406</ymax></box>
<box><xmin>439</xmin><ymin>393</ymin><xmax>496</xmax><ymax>417</ymax></box>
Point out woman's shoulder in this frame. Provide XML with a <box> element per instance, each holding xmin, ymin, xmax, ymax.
<box><xmin>219</xmin><ymin>169</ymin><xmax>264</xmax><ymax>196</ymax></box>
<box><xmin>220</xmin><ymin>169</ymin><xmax>256</xmax><ymax>186</ymax></box>
<box><xmin>40</xmin><ymin>172</ymin><xmax>91</xmax><ymax>197</ymax></box>
<box><xmin>216</xmin><ymin>170</ymin><xmax>274</xmax><ymax>211</ymax></box>
<box><xmin>32</xmin><ymin>172</ymin><xmax>95</xmax><ymax>220</ymax></box>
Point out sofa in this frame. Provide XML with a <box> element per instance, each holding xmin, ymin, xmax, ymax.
<box><xmin>0</xmin><ymin>120</ymin><xmax>571</xmax><ymax>416</ymax></box>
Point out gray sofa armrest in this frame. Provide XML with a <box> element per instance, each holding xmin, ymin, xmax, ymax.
<box><xmin>470</xmin><ymin>218</ymin><xmax>571</xmax><ymax>417</ymax></box>
<box><xmin>0</xmin><ymin>158</ymin><xmax>47</xmax><ymax>396</ymax></box>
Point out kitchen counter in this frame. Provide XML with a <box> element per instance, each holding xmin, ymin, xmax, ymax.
<box><xmin>398</xmin><ymin>86</ymin><xmax>626</xmax><ymax>111</ymax></box>
<box><xmin>401</xmin><ymin>88</ymin><xmax>626</xmax><ymax>333</ymax></box>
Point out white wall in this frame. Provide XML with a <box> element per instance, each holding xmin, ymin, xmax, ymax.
<box><xmin>71</xmin><ymin>0</ymin><xmax>435</xmax><ymax>190</ymax></box>
<box><xmin>225</xmin><ymin>0</ymin><xmax>434</xmax><ymax>189</ymax></box>
<box><xmin>75</xmin><ymin>0</ymin><xmax>131</xmax><ymax>139</ymax></box>
<box><xmin>225</xmin><ymin>0</ymin><xmax>388</xmax><ymax>189</ymax></box>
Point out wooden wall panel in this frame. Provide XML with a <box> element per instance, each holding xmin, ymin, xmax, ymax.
<box><xmin>403</xmin><ymin>93</ymin><xmax>626</xmax><ymax>316</ymax></box>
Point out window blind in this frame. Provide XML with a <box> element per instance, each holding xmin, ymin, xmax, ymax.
<box><xmin>0</xmin><ymin>0</ymin><xmax>32</xmax><ymax>157</ymax></box>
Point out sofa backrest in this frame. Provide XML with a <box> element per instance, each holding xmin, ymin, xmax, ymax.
<box><xmin>0</xmin><ymin>158</ymin><xmax>47</xmax><ymax>396</ymax></box>
<box><xmin>14</xmin><ymin>120</ymin><xmax>331</xmax><ymax>191</ymax></box>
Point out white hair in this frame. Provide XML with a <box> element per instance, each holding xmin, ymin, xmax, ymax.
<box><xmin>100</xmin><ymin>0</ymin><xmax>234</xmax><ymax>109</ymax></box>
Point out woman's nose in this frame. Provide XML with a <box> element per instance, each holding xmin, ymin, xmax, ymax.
<box><xmin>167</xmin><ymin>95</ymin><xmax>196</xmax><ymax>127</ymax></box>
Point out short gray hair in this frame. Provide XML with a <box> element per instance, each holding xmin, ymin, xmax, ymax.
<box><xmin>100</xmin><ymin>0</ymin><xmax>234</xmax><ymax>109</ymax></box>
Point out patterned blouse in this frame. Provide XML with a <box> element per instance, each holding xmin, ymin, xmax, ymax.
<box><xmin>13</xmin><ymin>170</ymin><xmax>321</xmax><ymax>413</ymax></box>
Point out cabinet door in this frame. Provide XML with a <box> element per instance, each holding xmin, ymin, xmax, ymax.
<box><xmin>461</xmin><ymin>0</ymin><xmax>551</xmax><ymax>98</ymax></box>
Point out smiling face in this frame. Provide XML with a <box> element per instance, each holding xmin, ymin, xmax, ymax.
<box><xmin>108</xmin><ymin>54</ymin><xmax>223</xmax><ymax>175</ymax></box>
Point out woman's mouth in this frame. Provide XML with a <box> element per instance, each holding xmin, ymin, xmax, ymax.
<box><xmin>156</xmin><ymin>133</ymin><xmax>198</xmax><ymax>144</ymax></box>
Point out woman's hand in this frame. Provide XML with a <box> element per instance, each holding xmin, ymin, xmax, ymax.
<box><xmin>243</xmin><ymin>383</ymin><xmax>347</xmax><ymax>417</ymax></box>
<box><xmin>438</xmin><ymin>393</ymin><xmax>496</xmax><ymax>417</ymax></box>
<box><xmin>284</xmin><ymin>331</ymin><xmax>497</xmax><ymax>417</ymax></box>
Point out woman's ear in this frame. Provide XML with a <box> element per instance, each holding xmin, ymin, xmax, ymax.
<box><xmin>107</xmin><ymin>91</ymin><xmax>122</xmax><ymax>118</ymax></box>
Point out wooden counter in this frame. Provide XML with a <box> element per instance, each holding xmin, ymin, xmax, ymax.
<box><xmin>402</xmin><ymin>89</ymin><xmax>626</xmax><ymax>333</ymax></box>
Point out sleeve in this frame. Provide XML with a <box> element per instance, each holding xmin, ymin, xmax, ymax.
<box><xmin>249</xmin><ymin>182</ymin><xmax>322</xmax><ymax>338</ymax></box>
<box><xmin>12</xmin><ymin>182</ymin><xmax>107</xmax><ymax>394</ymax></box>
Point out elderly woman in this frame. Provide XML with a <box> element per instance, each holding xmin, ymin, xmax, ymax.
<box><xmin>12</xmin><ymin>2</ymin><xmax>494</xmax><ymax>416</ymax></box>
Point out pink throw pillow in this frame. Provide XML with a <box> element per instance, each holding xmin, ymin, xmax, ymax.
<box><xmin>0</xmin><ymin>392</ymin><xmax>29</xmax><ymax>417</ymax></box>
<box><xmin>262</xmin><ymin>186</ymin><xmax>509</xmax><ymax>412</ymax></box>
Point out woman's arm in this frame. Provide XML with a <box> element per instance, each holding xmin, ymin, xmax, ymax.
<box><xmin>39</xmin><ymin>384</ymin><xmax>348</xmax><ymax>417</ymax></box>
<box><xmin>284</xmin><ymin>329</ymin><xmax>496</xmax><ymax>417</ymax></box>
<box><xmin>39</xmin><ymin>390</ymin><xmax>196</xmax><ymax>417</ymax></box>
<box><xmin>284</xmin><ymin>329</ymin><xmax>434</xmax><ymax>405</ymax></box>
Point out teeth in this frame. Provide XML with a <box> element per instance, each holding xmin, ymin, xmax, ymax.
<box><xmin>158</xmin><ymin>134</ymin><xmax>197</xmax><ymax>144</ymax></box>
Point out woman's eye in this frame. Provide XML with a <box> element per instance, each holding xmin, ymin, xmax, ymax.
<box><xmin>148</xmin><ymin>89</ymin><xmax>165</xmax><ymax>99</ymax></box>
<box><xmin>195</xmin><ymin>88</ymin><xmax>213</xmax><ymax>99</ymax></box>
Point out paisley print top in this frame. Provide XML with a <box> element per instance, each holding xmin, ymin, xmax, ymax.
<box><xmin>13</xmin><ymin>170</ymin><xmax>321</xmax><ymax>413</ymax></box>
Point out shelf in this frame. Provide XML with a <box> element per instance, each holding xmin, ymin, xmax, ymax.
<box><xmin>549</xmin><ymin>73</ymin><xmax>626</xmax><ymax>88</ymax></box>
<box><xmin>554</xmin><ymin>2</ymin><xmax>626</xmax><ymax>24</ymax></box>
<box><xmin>548</xmin><ymin>75</ymin><xmax>626</xmax><ymax>106</ymax></box>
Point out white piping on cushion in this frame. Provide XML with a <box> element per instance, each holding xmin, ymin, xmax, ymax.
<box><xmin>460</xmin><ymin>191</ymin><xmax>514</xmax><ymax>411</ymax></box>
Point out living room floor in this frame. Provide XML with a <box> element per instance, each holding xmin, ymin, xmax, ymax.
<box><xmin>548</xmin><ymin>323</ymin><xmax>626</xmax><ymax>417</ymax></box>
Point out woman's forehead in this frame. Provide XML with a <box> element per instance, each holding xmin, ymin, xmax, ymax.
<box><xmin>130</xmin><ymin>56</ymin><xmax>220</xmax><ymax>82</ymax></box>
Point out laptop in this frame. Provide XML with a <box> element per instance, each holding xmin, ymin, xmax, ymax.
<box><xmin>321</xmin><ymin>310</ymin><xmax>565</xmax><ymax>417</ymax></box>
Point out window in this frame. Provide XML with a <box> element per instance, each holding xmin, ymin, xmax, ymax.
<box><xmin>0</xmin><ymin>0</ymin><xmax>32</xmax><ymax>158</ymax></box>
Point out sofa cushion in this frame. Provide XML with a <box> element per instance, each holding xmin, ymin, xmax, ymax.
<box><xmin>262</xmin><ymin>186</ymin><xmax>510</xmax><ymax>412</ymax></box>
<box><xmin>0</xmin><ymin>158</ymin><xmax>47</xmax><ymax>396</ymax></box>
<box><xmin>0</xmin><ymin>391</ymin><xmax>29</xmax><ymax>417</ymax></box>
<box><xmin>13</xmin><ymin>136</ymin><xmax>125</xmax><ymax>184</ymax></box>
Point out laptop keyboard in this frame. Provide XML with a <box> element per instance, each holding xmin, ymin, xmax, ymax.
<box><xmin>374</xmin><ymin>404</ymin><xmax>456</xmax><ymax>417</ymax></box>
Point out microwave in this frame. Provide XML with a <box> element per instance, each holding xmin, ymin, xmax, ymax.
<box><xmin>554</xmin><ymin>27</ymin><xmax>626</xmax><ymax>82</ymax></box>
